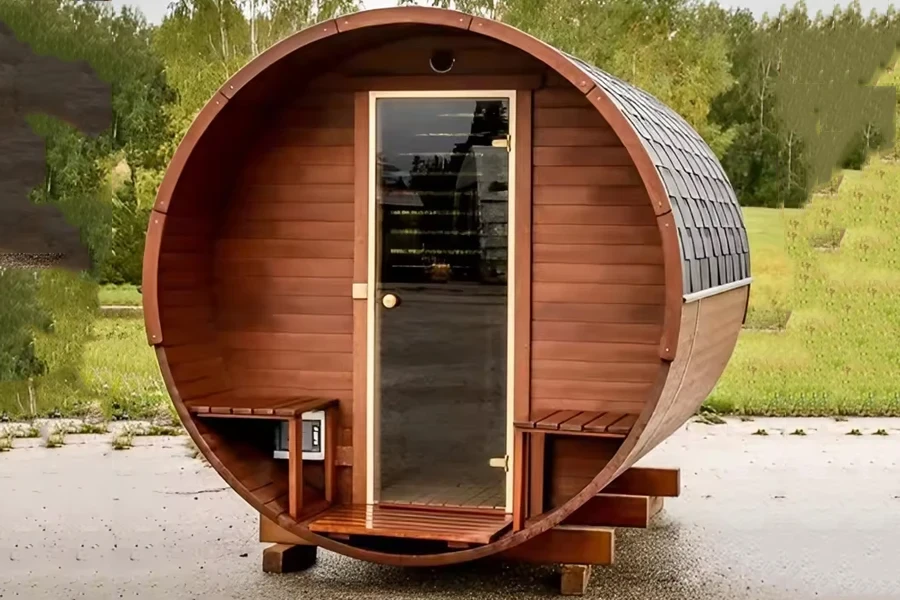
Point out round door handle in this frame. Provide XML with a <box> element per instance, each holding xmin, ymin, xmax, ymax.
<box><xmin>382</xmin><ymin>293</ymin><xmax>400</xmax><ymax>309</ymax></box>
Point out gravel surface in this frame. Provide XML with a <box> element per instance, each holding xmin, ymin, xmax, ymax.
<box><xmin>2</xmin><ymin>417</ymin><xmax>899</xmax><ymax>599</ymax></box>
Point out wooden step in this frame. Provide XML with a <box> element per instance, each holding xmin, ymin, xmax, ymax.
<box><xmin>308</xmin><ymin>505</ymin><xmax>512</xmax><ymax>545</ymax></box>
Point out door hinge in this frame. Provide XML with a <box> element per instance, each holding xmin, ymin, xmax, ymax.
<box><xmin>489</xmin><ymin>455</ymin><xmax>509</xmax><ymax>472</ymax></box>
<box><xmin>491</xmin><ymin>135</ymin><xmax>511</xmax><ymax>152</ymax></box>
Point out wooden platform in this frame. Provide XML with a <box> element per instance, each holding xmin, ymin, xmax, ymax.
<box><xmin>186</xmin><ymin>395</ymin><xmax>337</xmax><ymax>418</ymax></box>
<box><xmin>515</xmin><ymin>410</ymin><xmax>636</xmax><ymax>436</ymax></box>
<box><xmin>308</xmin><ymin>505</ymin><xmax>512</xmax><ymax>544</ymax></box>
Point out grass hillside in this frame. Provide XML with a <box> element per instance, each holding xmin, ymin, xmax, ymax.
<box><xmin>710</xmin><ymin>65</ymin><xmax>900</xmax><ymax>415</ymax></box>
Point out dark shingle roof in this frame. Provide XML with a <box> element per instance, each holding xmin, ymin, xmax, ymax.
<box><xmin>566</xmin><ymin>55</ymin><xmax>750</xmax><ymax>295</ymax></box>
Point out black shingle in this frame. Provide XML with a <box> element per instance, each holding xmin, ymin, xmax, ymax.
<box><xmin>571</xmin><ymin>58</ymin><xmax>749</xmax><ymax>295</ymax></box>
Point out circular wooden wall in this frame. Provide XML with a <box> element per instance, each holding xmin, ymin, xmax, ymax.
<box><xmin>143</xmin><ymin>6</ymin><xmax>749</xmax><ymax>567</ymax></box>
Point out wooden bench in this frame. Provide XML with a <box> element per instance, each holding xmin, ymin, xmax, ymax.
<box><xmin>187</xmin><ymin>395</ymin><xmax>338</xmax><ymax>519</ymax></box>
<box><xmin>511</xmin><ymin>410</ymin><xmax>638</xmax><ymax>532</ymax></box>
<box><xmin>514</xmin><ymin>410</ymin><xmax>637</xmax><ymax>437</ymax></box>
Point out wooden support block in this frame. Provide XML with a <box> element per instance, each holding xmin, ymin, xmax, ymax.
<box><xmin>560</xmin><ymin>564</ymin><xmax>592</xmax><ymax>596</ymax></box>
<box><xmin>565</xmin><ymin>493</ymin><xmax>652</xmax><ymax>528</ymax></box>
<box><xmin>604</xmin><ymin>467</ymin><xmax>680</xmax><ymax>497</ymax></box>
<box><xmin>262</xmin><ymin>543</ymin><xmax>317</xmax><ymax>574</ymax></box>
<box><xmin>499</xmin><ymin>525</ymin><xmax>614</xmax><ymax>565</ymax></box>
<box><xmin>260</xmin><ymin>514</ymin><xmax>312</xmax><ymax>545</ymax></box>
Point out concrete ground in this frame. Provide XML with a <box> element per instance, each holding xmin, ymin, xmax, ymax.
<box><xmin>2</xmin><ymin>417</ymin><xmax>899</xmax><ymax>599</ymax></box>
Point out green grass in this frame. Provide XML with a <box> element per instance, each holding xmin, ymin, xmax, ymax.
<box><xmin>80</xmin><ymin>319</ymin><xmax>168</xmax><ymax>420</ymax></box>
<box><xmin>98</xmin><ymin>284</ymin><xmax>142</xmax><ymax>307</ymax></box>
<box><xmin>709</xmin><ymin>157</ymin><xmax>900</xmax><ymax>416</ymax></box>
<box><xmin>0</xmin><ymin>317</ymin><xmax>168</xmax><ymax>421</ymax></box>
<box><xmin>740</xmin><ymin>206</ymin><xmax>799</xmax><ymax>330</ymax></box>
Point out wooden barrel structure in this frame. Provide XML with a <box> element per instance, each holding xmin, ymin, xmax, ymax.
<box><xmin>142</xmin><ymin>7</ymin><xmax>750</xmax><ymax>570</ymax></box>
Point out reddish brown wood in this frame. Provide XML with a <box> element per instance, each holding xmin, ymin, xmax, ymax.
<box><xmin>187</xmin><ymin>395</ymin><xmax>337</xmax><ymax>418</ymax></box>
<box><xmin>534</xmin><ymin>88</ymin><xmax>589</xmax><ymax>107</ymax></box>
<box><xmin>260</xmin><ymin>514</ymin><xmax>310</xmax><ymax>545</ymax></box>
<box><xmin>335</xmin><ymin>6</ymin><xmax>472</xmax><ymax>32</ymax></box>
<box><xmin>533</xmin><ymin>263</ymin><xmax>664</xmax><ymax>285</ymax></box>
<box><xmin>533</xmin><ymin>185</ymin><xmax>649</xmax><ymax>205</ymax></box>
<box><xmin>143</xmin><ymin>7</ymin><xmax>747</xmax><ymax>568</ymax></box>
<box><xmin>583</xmin><ymin>412</ymin><xmax>626</xmax><ymax>433</ymax></box>
<box><xmin>324</xmin><ymin>404</ymin><xmax>337</xmax><ymax>503</ymax></box>
<box><xmin>603</xmin><ymin>467</ymin><xmax>680</xmax><ymax>498</ymax></box>
<box><xmin>533</xmin><ymin>224</ymin><xmax>661</xmax><ymax>246</ymax></box>
<box><xmin>531</xmin><ymin>303</ymin><xmax>664</xmax><ymax>325</ymax></box>
<box><xmin>314</xmin><ymin>74</ymin><xmax>543</xmax><ymax>91</ymax></box>
<box><xmin>535</xmin><ymin>410</ymin><xmax>581</xmax><ymax>430</ymax></box>
<box><xmin>532</xmin><ymin>341</ymin><xmax>660</xmax><ymax>363</ymax></box>
<box><xmin>560</xmin><ymin>564</ymin><xmax>592</xmax><ymax>596</ymax></box>
<box><xmin>533</xmin><ymin>127</ymin><xmax>620</xmax><ymax>147</ymax></box>
<box><xmin>565</xmin><ymin>493</ymin><xmax>652</xmax><ymax>528</ymax></box>
<box><xmin>607</xmin><ymin>414</ymin><xmax>637</xmax><ymax>435</ymax></box>
<box><xmin>262</xmin><ymin>543</ymin><xmax>318</xmax><ymax>574</ymax></box>
<box><xmin>499</xmin><ymin>526</ymin><xmax>614</xmax><ymax>565</ymax></box>
<box><xmin>533</xmin><ymin>166</ymin><xmax>640</xmax><ymax>186</ymax></box>
<box><xmin>308</xmin><ymin>505</ymin><xmax>511</xmax><ymax>544</ymax></box>
<box><xmin>288</xmin><ymin>418</ymin><xmax>303</xmax><ymax>518</ymax></box>
<box><xmin>513</xmin><ymin>430</ymin><xmax>527</xmax><ymax>532</ymax></box>
<box><xmin>143</xmin><ymin>211</ymin><xmax>165</xmax><ymax>345</ymax></box>
<box><xmin>534</xmin><ymin>204</ymin><xmax>655</xmax><ymax>226</ymax></box>
<box><xmin>558</xmin><ymin>411</ymin><xmax>602</xmax><ymax>432</ymax></box>
<box><xmin>534</xmin><ymin>107</ymin><xmax>609</xmax><ymax>128</ymax></box>
<box><xmin>514</xmin><ymin>89</ymin><xmax>533</xmax><ymax>425</ymax></box>
<box><xmin>528</xmin><ymin>432</ymin><xmax>546</xmax><ymax>518</ymax></box>
<box><xmin>351</xmin><ymin>90</ymin><xmax>368</xmax><ymax>505</ymax></box>
<box><xmin>533</xmin><ymin>146</ymin><xmax>632</xmax><ymax>166</ymax></box>
<box><xmin>516</xmin><ymin>408</ymin><xmax>556</xmax><ymax>428</ymax></box>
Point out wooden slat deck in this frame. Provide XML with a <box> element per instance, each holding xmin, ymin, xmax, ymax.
<box><xmin>308</xmin><ymin>505</ymin><xmax>513</xmax><ymax>544</ymax></box>
<box><xmin>187</xmin><ymin>395</ymin><xmax>337</xmax><ymax>418</ymax></box>
<box><xmin>514</xmin><ymin>410</ymin><xmax>636</xmax><ymax>437</ymax></box>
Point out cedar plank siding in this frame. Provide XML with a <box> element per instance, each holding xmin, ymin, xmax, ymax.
<box><xmin>530</xmin><ymin>83</ymin><xmax>665</xmax><ymax>416</ymax></box>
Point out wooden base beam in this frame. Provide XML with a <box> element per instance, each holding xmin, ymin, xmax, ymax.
<box><xmin>604</xmin><ymin>467</ymin><xmax>680</xmax><ymax>497</ymax></box>
<box><xmin>560</xmin><ymin>564</ymin><xmax>592</xmax><ymax>596</ymax></box>
<box><xmin>262</xmin><ymin>543</ymin><xmax>317</xmax><ymax>574</ymax></box>
<box><xmin>565</xmin><ymin>493</ymin><xmax>665</xmax><ymax>528</ymax></box>
<box><xmin>498</xmin><ymin>525</ymin><xmax>614</xmax><ymax>565</ymax></box>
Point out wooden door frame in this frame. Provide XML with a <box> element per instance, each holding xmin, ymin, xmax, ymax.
<box><xmin>363</xmin><ymin>90</ymin><xmax>521</xmax><ymax>512</ymax></box>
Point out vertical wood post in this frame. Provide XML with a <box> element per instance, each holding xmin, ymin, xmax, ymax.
<box><xmin>528</xmin><ymin>431</ymin><xmax>545</xmax><ymax>517</ymax></box>
<box><xmin>324</xmin><ymin>406</ymin><xmax>336</xmax><ymax>503</ymax></box>
<box><xmin>351</xmin><ymin>91</ymin><xmax>369</xmax><ymax>505</ymax></box>
<box><xmin>288</xmin><ymin>417</ymin><xmax>303</xmax><ymax>518</ymax></box>
<box><xmin>513</xmin><ymin>430</ymin><xmax>528</xmax><ymax>531</ymax></box>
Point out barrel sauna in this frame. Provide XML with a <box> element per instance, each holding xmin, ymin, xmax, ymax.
<box><xmin>142</xmin><ymin>6</ymin><xmax>751</xmax><ymax>581</ymax></box>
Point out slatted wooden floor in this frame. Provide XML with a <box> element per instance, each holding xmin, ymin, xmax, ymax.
<box><xmin>381</xmin><ymin>480</ymin><xmax>505</xmax><ymax>510</ymax></box>
<box><xmin>308</xmin><ymin>505</ymin><xmax>512</xmax><ymax>544</ymax></box>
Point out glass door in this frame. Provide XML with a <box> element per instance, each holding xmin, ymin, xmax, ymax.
<box><xmin>369</xmin><ymin>94</ymin><xmax>513</xmax><ymax>511</ymax></box>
